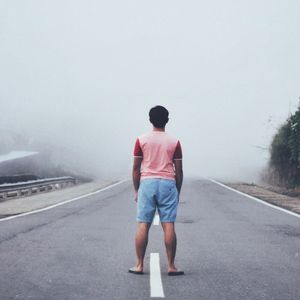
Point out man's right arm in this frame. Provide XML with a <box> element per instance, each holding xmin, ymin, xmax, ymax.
<box><xmin>174</xmin><ymin>159</ymin><xmax>183</xmax><ymax>195</ymax></box>
<box><xmin>173</xmin><ymin>140</ymin><xmax>183</xmax><ymax>195</ymax></box>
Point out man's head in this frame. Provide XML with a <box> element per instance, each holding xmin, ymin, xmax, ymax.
<box><xmin>149</xmin><ymin>105</ymin><xmax>169</xmax><ymax>128</ymax></box>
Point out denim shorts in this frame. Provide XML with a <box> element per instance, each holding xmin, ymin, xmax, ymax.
<box><xmin>137</xmin><ymin>178</ymin><xmax>179</xmax><ymax>223</ymax></box>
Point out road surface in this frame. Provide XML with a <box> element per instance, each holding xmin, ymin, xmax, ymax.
<box><xmin>0</xmin><ymin>179</ymin><xmax>299</xmax><ymax>299</ymax></box>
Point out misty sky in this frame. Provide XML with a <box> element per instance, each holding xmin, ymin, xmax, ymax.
<box><xmin>1</xmin><ymin>1</ymin><xmax>300</xmax><ymax>181</ymax></box>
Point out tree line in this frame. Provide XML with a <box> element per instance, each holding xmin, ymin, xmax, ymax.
<box><xmin>269</xmin><ymin>103</ymin><xmax>300</xmax><ymax>187</ymax></box>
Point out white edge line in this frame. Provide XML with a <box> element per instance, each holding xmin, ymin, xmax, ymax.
<box><xmin>150</xmin><ymin>253</ymin><xmax>165</xmax><ymax>298</ymax></box>
<box><xmin>208</xmin><ymin>178</ymin><xmax>300</xmax><ymax>219</ymax></box>
<box><xmin>0</xmin><ymin>179</ymin><xmax>128</xmax><ymax>223</ymax></box>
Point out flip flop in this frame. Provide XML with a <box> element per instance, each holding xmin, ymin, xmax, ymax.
<box><xmin>128</xmin><ymin>267</ymin><xmax>144</xmax><ymax>275</ymax></box>
<box><xmin>168</xmin><ymin>270</ymin><xmax>184</xmax><ymax>276</ymax></box>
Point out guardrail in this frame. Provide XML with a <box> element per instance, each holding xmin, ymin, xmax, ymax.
<box><xmin>0</xmin><ymin>176</ymin><xmax>76</xmax><ymax>201</ymax></box>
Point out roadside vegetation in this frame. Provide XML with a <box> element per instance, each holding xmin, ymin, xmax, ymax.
<box><xmin>268</xmin><ymin>103</ymin><xmax>300</xmax><ymax>187</ymax></box>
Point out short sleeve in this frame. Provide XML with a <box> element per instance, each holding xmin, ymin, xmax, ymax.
<box><xmin>173</xmin><ymin>140</ymin><xmax>183</xmax><ymax>160</ymax></box>
<box><xmin>133</xmin><ymin>138</ymin><xmax>143</xmax><ymax>157</ymax></box>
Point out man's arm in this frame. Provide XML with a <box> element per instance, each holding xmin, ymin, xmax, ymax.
<box><xmin>132</xmin><ymin>157</ymin><xmax>143</xmax><ymax>201</ymax></box>
<box><xmin>174</xmin><ymin>159</ymin><xmax>183</xmax><ymax>195</ymax></box>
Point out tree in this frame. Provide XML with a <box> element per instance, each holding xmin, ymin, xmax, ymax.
<box><xmin>270</xmin><ymin>103</ymin><xmax>300</xmax><ymax>187</ymax></box>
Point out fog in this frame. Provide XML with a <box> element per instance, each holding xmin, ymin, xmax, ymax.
<box><xmin>1</xmin><ymin>1</ymin><xmax>300</xmax><ymax>182</ymax></box>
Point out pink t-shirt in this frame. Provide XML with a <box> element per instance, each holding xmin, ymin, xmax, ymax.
<box><xmin>133</xmin><ymin>131</ymin><xmax>182</xmax><ymax>180</ymax></box>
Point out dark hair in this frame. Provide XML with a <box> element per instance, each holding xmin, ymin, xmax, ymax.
<box><xmin>149</xmin><ymin>106</ymin><xmax>169</xmax><ymax>128</ymax></box>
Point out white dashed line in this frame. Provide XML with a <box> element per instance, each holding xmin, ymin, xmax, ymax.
<box><xmin>208</xmin><ymin>178</ymin><xmax>300</xmax><ymax>219</ymax></box>
<box><xmin>150</xmin><ymin>253</ymin><xmax>165</xmax><ymax>298</ymax></box>
<box><xmin>153</xmin><ymin>213</ymin><xmax>160</xmax><ymax>226</ymax></box>
<box><xmin>0</xmin><ymin>180</ymin><xmax>128</xmax><ymax>223</ymax></box>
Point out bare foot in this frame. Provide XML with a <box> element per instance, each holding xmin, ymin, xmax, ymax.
<box><xmin>168</xmin><ymin>267</ymin><xmax>184</xmax><ymax>276</ymax></box>
<box><xmin>168</xmin><ymin>267</ymin><xmax>177</xmax><ymax>272</ymax></box>
<box><xmin>128</xmin><ymin>266</ymin><xmax>144</xmax><ymax>275</ymax></box>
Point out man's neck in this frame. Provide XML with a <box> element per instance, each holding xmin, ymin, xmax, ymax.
<box><xmin>153</xmin><ymin>127</ymin><xmax>165</xmax><ymax>132</ymax></box>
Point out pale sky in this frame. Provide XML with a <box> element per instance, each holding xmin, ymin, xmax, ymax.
<box><xmin>0</xmin><ymin>1</ymin><xmax>299</xmax><ymax>181</ymax></box>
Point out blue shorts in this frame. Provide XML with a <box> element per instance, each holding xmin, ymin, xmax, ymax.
<box><xmin>137</xmin><ymin>178</ymin><xmax>179</xmax><ymax>223</ymax></box>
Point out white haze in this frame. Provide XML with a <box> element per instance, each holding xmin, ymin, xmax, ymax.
<box><xmin>0</xmin><ymin>1</ymin><xmax>300</xmax><ymax>182</ymax></box>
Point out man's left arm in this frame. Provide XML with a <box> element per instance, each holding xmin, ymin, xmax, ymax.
<box><xmin>132</xmin><ymin>138</ymin><xmax>143</xmax><ymax>202</ymax></box>
<box><xmin>132</xmin><ymin>157</ymin><xmax>142</xmax><ymax>202</ymax></box>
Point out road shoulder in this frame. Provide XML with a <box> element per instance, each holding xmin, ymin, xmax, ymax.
<box><xmin>0</xmin><ymin>180</ymin><xmax>116</xmax><ymax>218</ymax></box>
<box><xmin>225</xmin><ymin>182</ymin><xmax>300</xmax><ymax>215</ymax></box>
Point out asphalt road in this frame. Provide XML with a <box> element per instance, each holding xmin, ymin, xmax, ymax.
<box><xmin>0</xmin><ymin>179</ymin><xmax>299</xmax><ymax>300</ymax></box>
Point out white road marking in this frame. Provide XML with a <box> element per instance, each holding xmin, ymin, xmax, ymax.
<box><xmin>153</xmin><ymin>213</ymin><xmax>160</xmax><ymax>226</ymax></box>
<box><xmin>0</xmin><ymin>179</ymin><xmax>128</xmax><ymax>223</ymax></box>
<box><xmin>150</xmin><ymin>253</ymin><xmax>165</xmax><ymax>298</ymax></box>
<box><xmin>208</xmin><ymin>178</ymin><xmax>300</xmax><ymax>219</ymax></box>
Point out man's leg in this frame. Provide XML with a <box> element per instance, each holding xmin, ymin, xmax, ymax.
<box><xmin>161</xmin><ymin>222</ymin><xmax>177</xmax><ymax>272</ymax></box>
<box><xmin>134</xmin><ymin>222</ymin><xmax>151</xmax><ymax>272</ymax></box>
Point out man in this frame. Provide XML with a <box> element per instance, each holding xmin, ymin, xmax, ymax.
<box><xmin>129</xmin><ymin>105</ymin><xmax>184</xmax><ymax>276</ymax></box>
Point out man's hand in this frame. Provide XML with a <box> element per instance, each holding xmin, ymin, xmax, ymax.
<box><xmin>134</xmin><ymin>190</ymin><xmax>138</xmax><ymax>202</ymax></box>
<box><xmin>174</xmin><ymin>159</ymin><xmax>183</xmax><ymax>195</ymax></box>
